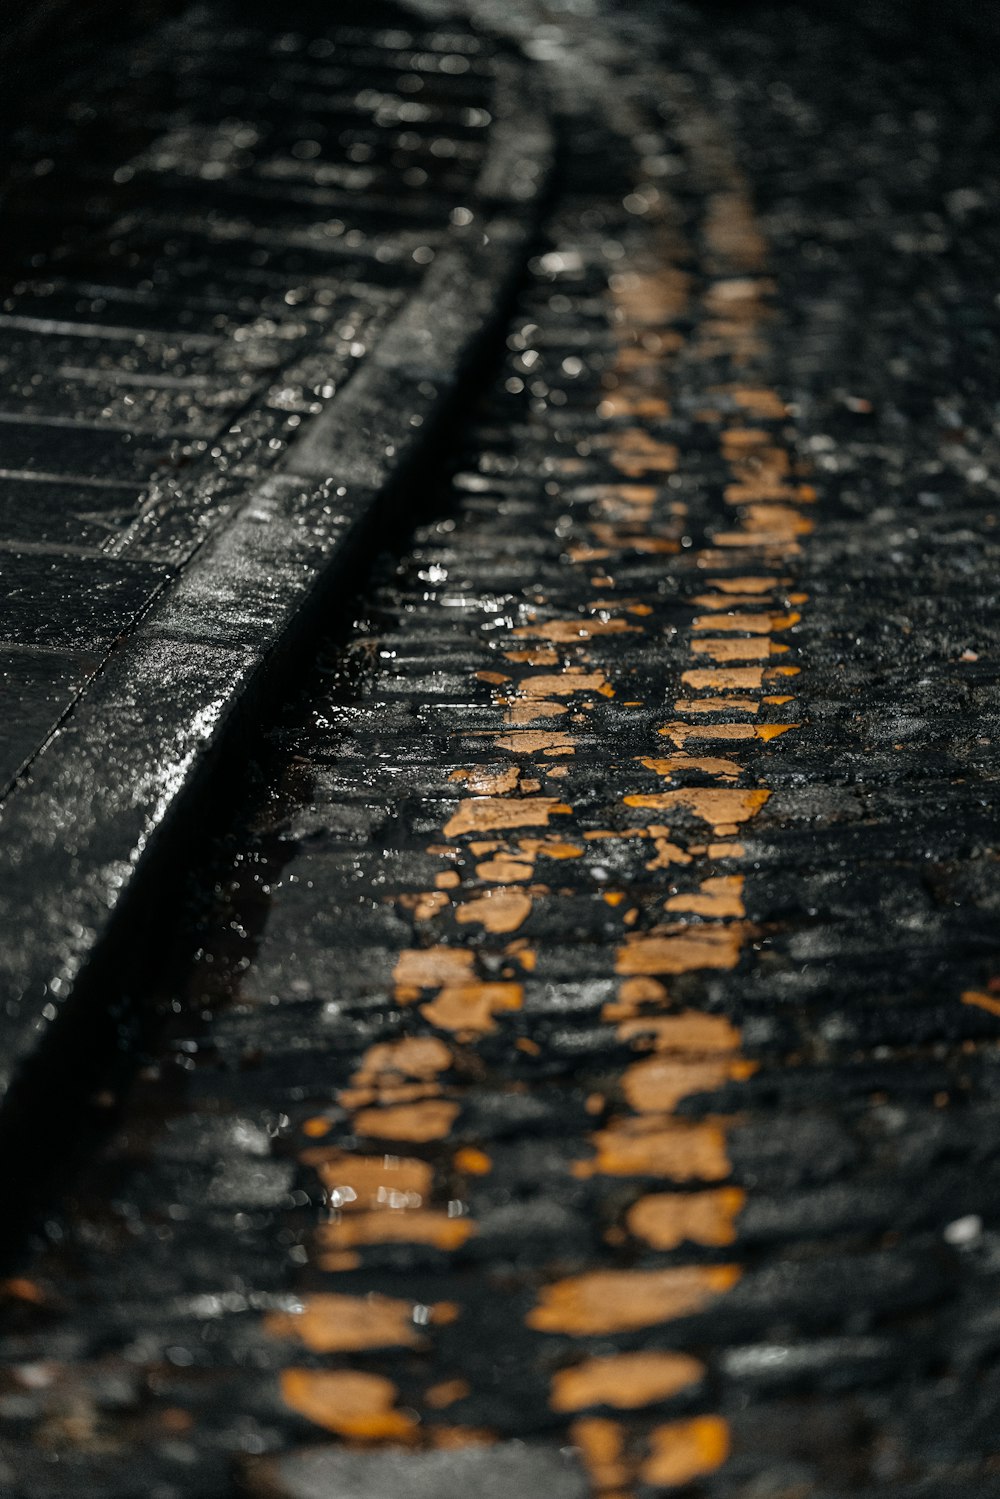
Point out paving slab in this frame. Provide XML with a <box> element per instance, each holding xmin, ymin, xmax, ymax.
<box><xmin>0</xmin><ymin>1</ymin><xmax>553</xmax><ymax>1102</ymax></box>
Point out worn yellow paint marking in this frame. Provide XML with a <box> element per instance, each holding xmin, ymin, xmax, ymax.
<box><xmin>393</xmin><ymin>946</ymin><xmax>475</xmax><ymax>988</ymax></box>
<box><xmin>338</xmin><ymin>1080</ymin><xmax>441</xmax><ymax>1112</ymax></box>
<box><xmin>723</xmin><ymin>482</ymin><xmax>811</xmax><ymax>505</ymax></box>
<box><xmin>352</xmin><ymin>1099</ymin><xmax>459</xmax><ymax>1143</ymax></box>
<box><xmin>351</xmin><ymin>1037</ymin><xmax>453</xmax><ymax>1087</ymax></box>
<box><xmin>276</xmin><ymin>108</ymin><xmax>819</xmax><ymax>1487</ymax></box>
<box><xmin>425</xmin><ymin>1380</ymin><xmax>472</xmax><ymax>1411</ymax></box>
<box><xmin>692</xmin><ymin>610</ymin><xmax>800</xmax><ymax>634</ymax></box>
<box><xmin>519</xmin><ymin>837</ymin><xmax>585</xmax><ymax>859</ymax></box>
<box><xmin>707</xmin><ymin>574</ymin><xmax>790</xmax><ymax>592</ymax></box>
<box><xmin>503</xmin><ymin>646</ymin><xmax>560</xmax><ymax>666</ymax></box>
<box><xmin>584</xmin><ymin>827</ymin><xmax>649</xmax><ymax>841</ymax></box>
<box><xmin>542</xmin><ymin>169</ymin><xmax>813</xmax><ymax>1491</ymax></box>
<box><xmin>403</xmin><ymin>890</ymin><xmax>451</xmax><ymax>921</ymax></box>
<box><xmin>610</xmin><ymin>266</ymin><xmax>691</xmax><ymax>324</ymax></box>
<box><xmin>280</xmin><ymin>1370</ymin><xmax>418</xmax><ymax>1441</ymax></box>
<box><xmin>615</xmin><ymin>926</ymin><xmax>746</xmax><ymax>976</ymax></box>
<box><xmin>691</xmin><ymin>592</ymin><xmax>774</xmax><ymax>609</ymax></box>
<box><xmin>646</xmin><ymin>834</ymin><xmax>694</xmax><ymax>869</ymax></box>
<box><xmin>528</xmin><ymin>1265</ymin><xmax>740</xmax><ymax>1335</ymax></box>
<box><xmin>514</xmin><ymin>618</ymin><xmax>640</xmax><ymax>642</ymax></box>
<box><xmin>717</xmin><ymin>501</ymin><xmax>812</xmax><ymax>535</ymax></box>
<box><xmin>302</xmin><ymin>1149</ymin><xmax>432</xmax><ymax>1207</ymax></box>
<box><xmin>614</xmin><ymin>1011</ymin><xmax>742</xmax><ymax>1053</ymax></box>
<box><xmin>659</xmin><ymin>722</ymin><xmax>791</xmax><ymax>746</ymax></box>
<box><xmin>627</xmin><ymin>1188</ymin><xmax>747</xmax><ymax>1250</ymax></box>
<box><xmin>642</xmin><ymin>1416</ymin><xmax>731</xmax><ymax>1487</ymax></box>
<box><xmin>454</xmin><ymin>1147</ymin><xmax>492</xmax><ymax>1176</ymax></box>
<box><xmin>639</xmin><ymin>753</ymin><xmax>742</xmax><ymax>781</ymax></box>
<box><xmin>573</xmin><ymin>1116</ymin><xmax>732</xmax><ymax>1181</ymax></box>
<box><xmin>315</xmin><ymin>1211</ymin><xmax>475</xmax><ymax>1258</ymax></box>
<box><xmin>570</xmin><ymin>1418</ymin><xmax>631</xmax><ymax>1494</ymax></box>
<box><xmin>625</xmin><ymin>788</ymin><xmax>770</xmax><ymax>829</ymax></box>
<box><xmin>599</xmin><ymin>391</ymin><xmax>672</xmax><ymax>419</ymax></box>
<box><xmin>516</xmin><ymin>669</ymin><xmax>615</xmax><ymax>699</ymax></box>
<box><xmin>707</xmin><ymin>840</ymin><xmax>746</xmax><ymax>858</ymax></box>
<box><xmin>265</xmin><ymin>1294</ymin><xmax>456</xmax><ymax>1353</ymax></box>
<box><xmin>725</xmin><ymin>385</ymin><xmax>787</xmax><ymax>417</ymax></box>
<box><xmin>610</xmin><ymin>430</ymin><xmax>679</xmax><ymax>477</ymax></box>
<box><xmin>492</xmin><ymin>729</ymin><xmax>576</xmax><ymax>754</ymax></box>
<box><xmin>420</xmin><ymin>982</ymin><xmax>524</xmax><ymax>1035</ymax></box>
<box><xmin>455</xmin><ymin>888</ymin><xmax>533</xmax><ymax>933</ymax></box>
<box><xmin>475</xmin><ymin>856</ymin><xmax>533</xmax><ymax>883</ymax></box>
<box><xmin>691</xmin><ymin>635</ymin><xmax>789</xmax><ymax>660</ymax></box>
<box><xmin>665</xmin><ymin>874</ymin><xmax>745</xmax><ymax>918</ymax></box>
<box><xmin>673</xmin><ymin>696</ymin><xmax>760</xmax><ymax>714</ymax></box>
<box><xmin>551</xmin><ymin>1352</ymin><xmax>704</xmax><ymax>1413</ymax></box>
<box><xmin>962</xmin><ymin>989</ymin><xmax>1000</xmax><ymax>1018</ymax></box>
<box><xmin>622</xmin><ymin>1055</ymin><xmax>746</xmax><ymax>1112</ymax></box>
<box><xmin>449</xmin><ymin>765</ymin><xmax>521</xmax><ymax>794</ymax></box>
<box><xmin>443</xmin><ymin>797</ymin><xmax>571</xmax><ymax>837</ymax></box>
<box><xmin>503</xmin><ymin>699</ymin><xmax>569</xmax><ymax>725</ymax></box>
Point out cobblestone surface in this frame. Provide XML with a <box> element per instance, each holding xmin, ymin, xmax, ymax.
<box><xmin>2</xmin><ymin>2</ymin><xmax>1000</xmax><ymax>1497</ymax></box>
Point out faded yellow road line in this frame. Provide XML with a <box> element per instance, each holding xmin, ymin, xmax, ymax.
<box><xmin>266</xmin><ymin>86</ymin><xmax>815</xmax><ymax>1497</ymax></box>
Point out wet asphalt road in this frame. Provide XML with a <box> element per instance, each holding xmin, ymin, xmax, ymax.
<box><xmin>2</xmin><ymin>1</ymin><xmax>1000</xmax><ymax>1496</ymax></box>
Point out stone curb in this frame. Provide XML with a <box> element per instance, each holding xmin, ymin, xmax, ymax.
<box><xmin>0</xmin><ymin>71</ymin><xmax>553</xmax><ymax>1109</ymax></box>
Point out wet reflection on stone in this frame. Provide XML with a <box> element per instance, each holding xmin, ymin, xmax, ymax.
<box><xmin>4</xmin><ymin>0</ymin><xmax>1000</xmax><ymax>1496</ymax></box>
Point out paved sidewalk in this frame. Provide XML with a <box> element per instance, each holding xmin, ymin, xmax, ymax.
<box><xmin>2</xmin><ymin>0</ymin><xmax>481</xmax><ymax>786</ymax></box>
<box><xmin>0</xmin><ymin>0</ymin><xmax>551</xmax><ymax>1094</ymax></box>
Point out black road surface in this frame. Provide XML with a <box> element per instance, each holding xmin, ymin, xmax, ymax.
<box><xmin>1</xmin><ymin>1</ymin><xmax>999</xmax><ymax>1496</ymax></box>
